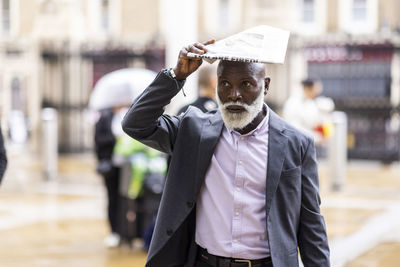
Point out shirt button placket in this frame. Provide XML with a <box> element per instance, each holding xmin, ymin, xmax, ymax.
<box><xmin>233</xmin><ymin>134</ymin><xmax>245</xmax><ymax>255</ymax></box>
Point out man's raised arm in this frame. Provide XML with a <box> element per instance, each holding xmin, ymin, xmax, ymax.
<box><xmin>121</xmin><ymin>40</ymin><xmax>215</xmax><ymax>154</ymax></box>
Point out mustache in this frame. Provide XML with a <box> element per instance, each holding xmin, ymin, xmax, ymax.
<box><xmin>221</xmin><ymin>101</ymin><xmax>250</xmax><ymax>111</ymax></box>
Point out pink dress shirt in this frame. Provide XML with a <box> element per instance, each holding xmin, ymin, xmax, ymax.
<box><xmin>196</xmin><ymin>106</ymin><xmax>270</xmax><ymax>260</ymax></box>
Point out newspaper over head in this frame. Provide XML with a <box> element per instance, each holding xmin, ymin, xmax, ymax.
<box><xmin>188</xmin><ymin>25</ymin><xmax>290</xmax><ymax>64</ymax></box>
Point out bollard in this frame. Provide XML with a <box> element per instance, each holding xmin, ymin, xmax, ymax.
<box><xmin>328</xmin><ymin>111</ymin><xmax>348</xmax><ymax>191</ymax></box>
<box><xmin>41</xmin><ymin>108</ymin><xmax>58</xmax><ymax>179</ymax></box>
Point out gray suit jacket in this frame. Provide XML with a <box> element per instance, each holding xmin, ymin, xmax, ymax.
<box><xmin>122</xmin><ymin>71</ymin><xmax>330</xmax><ymax>267</ymax></box>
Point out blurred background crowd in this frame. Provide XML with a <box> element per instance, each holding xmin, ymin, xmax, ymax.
<box><xmin>1</xmin><ymin>0</ymin><xmax>400</xmax><ymax>266</ymax></box>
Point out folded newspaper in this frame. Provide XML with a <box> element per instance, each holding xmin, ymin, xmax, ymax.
<box><xmin>188</xmin><ymin>25</ymin><xmax>290</xmax><ymax>64</ymax></box>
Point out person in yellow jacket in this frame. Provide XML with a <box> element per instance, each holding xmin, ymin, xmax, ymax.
<box><xmin>114</xmin><ymin>134</ymin><xmax>167</xmax><ymax>199</ymax></box>
<box><xmin>113</xmin><ymin>116</ymin><xmax>167</xmax><ymax>248</ymax></box>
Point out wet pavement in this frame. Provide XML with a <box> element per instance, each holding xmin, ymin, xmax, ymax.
<box><xmin>319</xmin><ymin>160</ymin><xmax>400</xmax><ymax>267</ymax></box>
<box><xmin>0</xmin><ymin>146</ymin><xmax>147</xmax><ymax>267</ymax></box>
<box><xmin>1</xmin><ymin>145</ymin><xmax>400</xmax><ymax>267</ymax></box>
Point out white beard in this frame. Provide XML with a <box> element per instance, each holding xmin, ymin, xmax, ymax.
<box><xmin>216</xmin><ymin>89</ymin><xmax>265</xmax><ymax>131</ymax></box>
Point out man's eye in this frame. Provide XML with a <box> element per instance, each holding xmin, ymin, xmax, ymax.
<box><xmin>242</xmin><ymin>81</ymin><xmax>251</xmax><ymax>87</ymax></box>
<box><xmin>222</xmin><ymin>81</ymin><xmax>230</xmax><ymax>87</ymax></box>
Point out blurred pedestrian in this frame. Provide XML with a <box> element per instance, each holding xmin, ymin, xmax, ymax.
<box><xmin>94</xmin><ymin>107</ymin><xmax>121</xmax><ymax>248</ymax></box>
<box><xmin>283</xmin><ymin>78</ymin><xmax>334</xmax><ymax>144</ymax></box>
<box><xmin>177</xmin><ymin>64</ymin><xmax>217</xmax><ymax>114</ymax></box>
<box><xmin>122</xmin><ymin>41</ymin><xmax>330</xmax><ymax>267</ymax></box>
<box><xmin>113</xmin><ymin>122</ymin><xmax>167</xmax><ymax>248</ymax></box>
<box><xmin>0</xmin><ymin>125</ymin><xmax>7</xmax><ymax>183</ymax></box>
<box><xmin>90</xmin><ymin>68</ymin><xmax>157</xmax><ymax>248</ymax></box>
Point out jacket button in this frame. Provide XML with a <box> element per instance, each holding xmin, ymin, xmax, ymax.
<box><xmin>186</xmin><ymin>201</ymin><xmax>194</xmax><ymax>208</ymax></box>
<box><xmin>166</xmin><ymin>229</ymin><xmax>173</xmax><ymax>236</ymax></box>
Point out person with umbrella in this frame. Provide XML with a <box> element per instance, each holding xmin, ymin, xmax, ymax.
<box><xmin>90</xmin><ymin>68</ymin><xmax>156</xmax><ymax>247</ymax></box>
<box><xmin>94</xmin><ymin>105</ymin><xmax>123</xmax><ymax>247</ymax></box>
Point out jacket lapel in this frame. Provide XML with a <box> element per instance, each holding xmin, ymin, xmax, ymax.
<box><xmin>265</xmin><ymin>110</ymin><xmax>288</xmax><ymax>218</ymax></box>
<box><xmin>194</xmin><ymin>112</ymin><xmax>224</xmax><ymax>196</ymax></box>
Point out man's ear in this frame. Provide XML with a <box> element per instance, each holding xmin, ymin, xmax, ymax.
<box><xmin>264</xmin><ymin>77</ymin><xmax>271</xmax><ymax>95</ymax></box>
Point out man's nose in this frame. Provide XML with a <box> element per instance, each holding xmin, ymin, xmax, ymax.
<box><xmin>227</xmin><ymin>87</ymin><xmax>242</xmax><ymax>102</ymax></box>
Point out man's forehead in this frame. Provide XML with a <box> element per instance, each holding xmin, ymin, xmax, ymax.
<box><xmin>217</xmin><ymin>61</ymin><xmax>265</xmax><ymax>76</ymax></box>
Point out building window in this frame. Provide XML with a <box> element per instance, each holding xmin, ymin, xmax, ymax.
<box><xmin>1</xmin><ymin>0</ymin><xmax>10</xmax><ymax>35</ymax></box>
<box><xmin>303</xmin><ymin>0</ymin><xmax>314</xmax><ymax>23</ymax></box>
<box><xmin>101</xmin><ymin>0</ymin><xmax>109</xmax><ymax>31</ymax></box>
<box><xmin>352</xmin><ymin>0</ymin><xmax>367</xmax><ymax>21</ymax></box>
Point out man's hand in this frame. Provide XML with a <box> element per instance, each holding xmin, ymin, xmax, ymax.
<box><xmin>172</xmin><ymin>39</ymin><xmax>215</xmax><ymax>80</ymax></box>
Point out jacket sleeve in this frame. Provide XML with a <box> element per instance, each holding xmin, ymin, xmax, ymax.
<box><xmin>122</xmin><ymin>71</ymin><xmax>185</xmax><ymax>155</ymax></box>
<box><xmin>0</xmin><ymin>126</ymin><xmax>7</xmax><ymax>182</ymax></box>
<box><xmin>298</xmin><ymin>137</ymin><xmax>330</xmax><ymax>266</ymax></box>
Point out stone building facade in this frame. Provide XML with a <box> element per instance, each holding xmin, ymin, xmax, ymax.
<box><xmin>0</xmin><ymin>0</ymin><xmax>399</xmax><ymax>159</ymax></box>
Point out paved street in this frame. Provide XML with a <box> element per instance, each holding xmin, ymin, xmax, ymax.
<box><xmin>1</xmin><ymin>145</ymin><xmax>400</xmax><ymax>267</ymax></box>
<box><xmin>318</xmin><ymin>160</ymin><xmax>400</xmax><ymax>267</ymax></box>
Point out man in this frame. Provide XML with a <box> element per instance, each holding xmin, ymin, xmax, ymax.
<box><xmin>122</xmin><ymin>40</ymin><xmax>330</xmax><ymax>267</ymax></box>
<box><xmin>283</xmin><ymin>79</ymin><xmax>334</xmax><ymax>144</ymax></box>
<box><xmin>177</xmin><ymin>64</ymin><xmax>217</xmax><ymax>114</ymax></box>
<box><xmin>0</xmin><ymin>125</ymin><xmax>7</xmax><ymax>183</ymax></box>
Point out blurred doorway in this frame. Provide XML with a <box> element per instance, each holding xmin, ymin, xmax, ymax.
<box><xmin>306</xmin><ymin>43</ymin><xmax>399</xmax><ymax>163</ymax></box>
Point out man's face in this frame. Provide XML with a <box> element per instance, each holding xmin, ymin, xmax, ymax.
<box><xmin>216</xmin><ymin>61</ymin><xmax>269</xmax><ymax>130</ymax></box>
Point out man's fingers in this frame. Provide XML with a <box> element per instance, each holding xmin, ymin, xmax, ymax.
<box><xmin>202</xmin><ymin>39</ymin><xmax>216</xmax><ymax>46</ymax></box>
<box><xmin>174</xmin><ymin>41</ymin><xmax>212</xmax><ymax>79</ymax></box>
<box><xmin>179</xmin><ymin>47</ymin><xmax>202</xmax><ymax>62</ymax></box>
<box><xmin>179</xmin><ymin>39</ymin><xmax>216</xmax><ymax>61</ymax></box>
<box><xmin>181</xmin><ymin>40</ymin><xmax>215</xmax><ymax>56</ymax></box>
<box><xmin>193</xmin><ymin>42</ymin><xmax>210</xmax><ymax>53</ymax></box>
<box><xmin>195</xmin><ymin>39</ymin><xmax>215</xmax><ymax>53</ymax></box>
<box><xmin>187</xmin><ymin>44</ymin><xmax>205</xmax><ymax>55</ymax></box>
